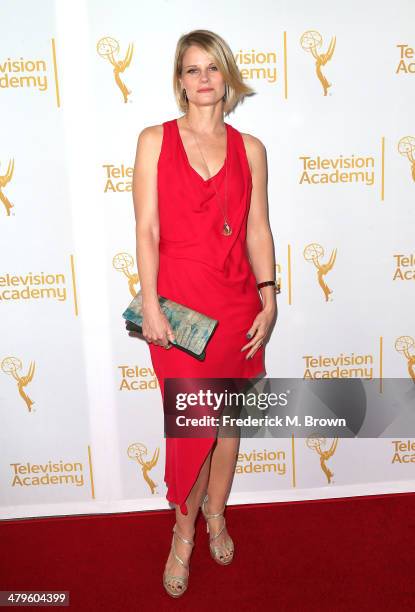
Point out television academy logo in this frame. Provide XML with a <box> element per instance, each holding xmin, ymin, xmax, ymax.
<box><xmin>395</xmin><ymin>44</ymin><xmax>415</xmax><ymax>74</ymax></box>
<box><xmin>102</xmin><ymin>163</ymin><xmax>133</xmax><ymax>193</ymax></box>
<box><xmin>303</xmin><ymin>351</ymin><xmax>375</xmax><ymax>379</ymax></box>
<box><xmin>392</xmin><ymin>253</ymin><xmax>415</xmax><ymax>282</ymax></box>
<box><xmin>298</xmin><ymin>153</ymin><xmax>375</xmax><ymax>186</ymax></box>
<box><xmin>235</xmin><ymin>448</ymin><xmax>286</xmax><ymax>475</ymax></box>
<box><xmin>0</xmin><ymin>158</ymin><xmax>14</xmax><ymax>216</ymax></box>
<box><xmin>397</xmin><ymin>136</ymin><xmax>415</xmax><ymax>181</ymax></box>
<box><xmin>306</xmin><ymin>435</ymin><xmax>338</xmax><ymax>483</ymax></box>
<box><xmin>395</xmin><ymin>336</ymin><xmax>415</xmax><ymax>381</ymax></box>
<box><xmin>391</xmin><ymin>440</ymin><xmax>415</xmax><ymax>464</ymax></box>
<box><xmin>127</xmin><ymin>442</ymin><xmax>159</xmax><ymax>494</ymax></box>
<box><xmin>0</xmin><ymin>270</ymin><xmax>68</xmax><ymax>303</ymax></box>
<box><xmin>300</xmin><ymin>30</ymin><xmax>336</xmax><ymax>96</ymax></box>
<box><xmin>1</xmin><ymin>356</ymin><xmax>35</xmax><ymax>411</ymax></box>
<box><xmin>97</xmin><ymin>37</ymin><xmax>134</xmax><ymax>103</ymax></box>
<box><xmin>303</xmin><ymin>243</ymin><xmax>337</xmax><ymax>302</ymax></box>
<box><xmin>10</xmin><ymin>459</ymin><xmax>86</xmax><ymax>488</ymax></box>
<box><xmin>113</xmin><ymin>252</ymin><xmax>139</xmax><ymax>297</ymax></box>
<box><xmin>235</xmin><ymin>48</ymin><xmax>277</xmax><ymax>83</ymax></box>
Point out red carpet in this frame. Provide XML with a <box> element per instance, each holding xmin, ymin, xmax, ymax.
<box><xmin>1</xmin><ymin>493</ymin><xmax>415</xmax><ymax>610</ymax></box>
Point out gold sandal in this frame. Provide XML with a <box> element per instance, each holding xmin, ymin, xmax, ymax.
<box><xmin>201</xmin><ymin>494</ymin><xmax>234</xmax><ymax>565</ymax></box>
<box><xmin>163</xmin><ymin>524</ymin><xmax>195</xmax><ymax>598</ymax></box>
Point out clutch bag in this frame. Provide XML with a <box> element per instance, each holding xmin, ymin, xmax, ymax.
<box><xmin>122</xmin><ymin>289</ymin><xmax>218</xmax><ymax>361</ymax></box>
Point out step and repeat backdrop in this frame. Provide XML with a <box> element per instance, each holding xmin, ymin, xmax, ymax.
<box><xmin>1</xmin><ymin>0</ymin><xmax>414</xmax><ymax>519</ymax></box>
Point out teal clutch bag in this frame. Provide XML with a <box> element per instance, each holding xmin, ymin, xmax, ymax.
<box><xmin>122</xmin><ymin>290</ymin><xmax>219</xmax><ymax>361</ymax></box>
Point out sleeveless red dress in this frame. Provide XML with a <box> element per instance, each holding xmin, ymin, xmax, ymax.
<box><xmin>148</xmin><ymin>118</ymin><xmax>266</xmax><ymax>514</ymax></box>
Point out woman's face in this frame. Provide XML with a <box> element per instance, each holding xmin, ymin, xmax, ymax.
<box><xmin>179</xmin><ymin>45</ymin><xmax>226</xmax><ymax>107</ymax></box>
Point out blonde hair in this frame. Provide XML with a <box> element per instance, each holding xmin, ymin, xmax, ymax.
<box><xmin>173</xmin><ymin>29</ymin><xmax>255</xmax><ymax>116</ymax></box>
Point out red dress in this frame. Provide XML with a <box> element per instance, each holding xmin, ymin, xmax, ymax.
<box><xmin>148</xmin><ymin>118</ymin><xmax>266</xmax><ymax>514</ymax></box>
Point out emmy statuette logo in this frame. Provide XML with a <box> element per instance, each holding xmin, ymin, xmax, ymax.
<box><xmin>128</xmin><ymin>443</ymin><xmax>160</xmax><ymax>494</ymax></box>
<box><xmin>0</xmin><ymin>158</ymin><xmax>15</xmax><ymax>216</ymax></box>
<box><xmin>306</xmin><ymin>435</ymin><xmax>338</xmax><ymax>483</ymax></box>
<box><xmin>397</xmin><ymin>136</ymin><xmax>415</xmax><ymax>182</ymax></box>
<box><xmin>97</xmin><ymin>37</ymin><xmax>134</xmax><ymax>103</ymax></box>
<box><xmin>303</xmin><ymin>243</ymin><xmax>337</xmax><ymax>302</ymax></box>
<box><xmin>395</xmin><ymin>336</ymin><xmax>415</xmax><ymax>381</ymax></box>
<box><xmin>113</xmin><ymin>252</ymin><xmax>139</xmax><ymax>297</ymax></box>
<box><xmin>1</xmin><ymin>356</ymin><xmax>35</xmax><ymax>411</ymax></box>
<box><xmin>300</xmin><ymin>30</ymin><xmax>336</xmax><ymax>96</ymax></box>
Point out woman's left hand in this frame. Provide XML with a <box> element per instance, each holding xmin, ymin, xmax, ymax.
<box><xmin>241</xmin><ymin>306</ymin><xmax>277</xmax><ymax>360</ymax></box>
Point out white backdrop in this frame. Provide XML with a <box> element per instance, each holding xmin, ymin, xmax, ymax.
<box><xmin>1</xmin><ymin>0</ymin><xmax>415</xmax><ymax>520</ymax></box>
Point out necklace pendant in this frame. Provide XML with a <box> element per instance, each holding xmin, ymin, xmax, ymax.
<box><xmin>222</xmin><ymin>222</ymin><xmax>232</xmax><ymax>236</ymax></box>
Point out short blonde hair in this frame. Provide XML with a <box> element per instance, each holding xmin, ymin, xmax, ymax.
<box><xmin>173</xmin><ymin>29</ymin><xmax>255</xmax><ymax>116</ymax></box>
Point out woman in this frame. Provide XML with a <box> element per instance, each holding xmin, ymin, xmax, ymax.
<box><xmin>132</xmin><ymin>29</ymin><xmax>278</xmax><ymax>597</ymax></box>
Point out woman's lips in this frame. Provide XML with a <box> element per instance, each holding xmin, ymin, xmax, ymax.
<box><xmin>198</xmin><ymin>88</ymin><xmax>213</xmax><ymax>92</ymax></box>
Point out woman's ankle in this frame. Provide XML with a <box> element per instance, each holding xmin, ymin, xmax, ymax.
<box><xmin>174</xmin><ymin>523</ymin><xmax>195</xmax><ymax>540</ymax></box>
<box><xmin>205</xmin><ymin>496</ymin><xmax>226</xmax><ymax>515</ymax></box>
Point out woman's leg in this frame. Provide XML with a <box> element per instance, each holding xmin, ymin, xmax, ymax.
<box><xmin>207</xmin><ymin>389</ymin><xmax>242</xmax><ymax>510</ymax></box>
<box><xmin>164</xmin><ymin>448</ymin><xmax>212</xmax><ymax>591</ymax></box>
<box><xmin>204</xmin><ymin>435</ymin><xmax>240</xmax><ymax>559</ymax></box>
<box><xmin>207</xmin><ymin>436</ymin><xmax>240</xmax><ymax>504</ymax></box>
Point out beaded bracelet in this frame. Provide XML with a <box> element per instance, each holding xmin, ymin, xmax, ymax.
<box><xmin>256</xmin><ymin>280</ymin><xmax>281</xmax><ymax>294</ymax></box>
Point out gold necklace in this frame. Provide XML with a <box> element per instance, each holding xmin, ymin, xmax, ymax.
<box><xmin>185</xmin><ymin>116</ymin><xmax>232</xmax><ymax>236</ymax></box>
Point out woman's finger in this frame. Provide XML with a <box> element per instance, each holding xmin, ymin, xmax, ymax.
<box><xmin>245</xmin><ymin>337</ymin><xmax>265</xmax><ymax>360</ymax></box>
<box><xmin>241</xmin><ymin>326</ymin><xmax>267</xmax><ymax>352</ymax></box>
<box><xmin>246</xmin><ymin>323</ymin><xmax>260</xmax><ymax>340</ymax></box>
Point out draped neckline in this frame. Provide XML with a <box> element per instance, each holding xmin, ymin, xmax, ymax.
<box><xmin>175</xmin><ymin>118</ymin><xmax>229</xmax><ymax>184</ymax></box>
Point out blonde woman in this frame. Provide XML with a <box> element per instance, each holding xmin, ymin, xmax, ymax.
<box><xmin>132</xmin><ymin>29</ymin><xmax>277</xmax><ymax>597</ymax></box>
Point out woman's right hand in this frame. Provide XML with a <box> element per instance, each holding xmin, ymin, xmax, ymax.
<box><xmin>142</xmin><ymin>305</ymin><xmax>176</xmax><ymax>348</ymax></box>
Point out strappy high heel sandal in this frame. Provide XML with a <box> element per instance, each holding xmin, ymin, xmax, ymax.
<box><xmin>163</xmin><ymin>524</ymin><xmax>195</xmax><ymax>598</ymax></box>
<box><xmin>201</xmin><ymin>494</ymin><xmax>234</xmax><ymax>565</ymax></box>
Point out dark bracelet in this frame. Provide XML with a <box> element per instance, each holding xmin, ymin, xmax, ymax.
<box><xmin>256</xmin><ymin>280</ymin><xmax>281</xmax><ymax>294</ymax></box>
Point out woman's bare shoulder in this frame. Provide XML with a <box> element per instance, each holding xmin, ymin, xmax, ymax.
<box><xmin>240</xmin><ymin>131</ymin><xmax>267</xmax><ymax>173</ymax></box>
<box><xmin>240</xmin><ymin>132</ymin><xmax>266</xmax><ymax>155</ymax></box>
<box><xmin>137</xmin><ymin>123</ymin><xmax>164</xmax><ymax>144</ymax></box>
<box><xmin>135</xmin><ymin>123</ymin><xmax>165</xmax><ymax>160</ymax></box>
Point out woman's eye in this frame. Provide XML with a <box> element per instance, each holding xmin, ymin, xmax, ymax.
<box><xmin>187</xmin><ymin>66</ymin><xmax>217</xmax><ymax>73</ymax></box>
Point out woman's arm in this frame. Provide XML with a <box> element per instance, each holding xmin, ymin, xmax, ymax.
<box><xmin>244</xmin><ymin>134</ymin><xmax>277</xmax><ymax>314</ymax></box>
<box><xmin>132</xmin><ymin>125</ymin><xmax>162</xmax><ymax>311</ymax></box>
<box><xmin>239</xmin><ymin>134</ymin><xmax>277</xmax><ymax>359</ymax></box>
<box><xmin>132</xmin><ymin>125</ymin><xmax>175</xmax><ymax>347</ymax></box>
